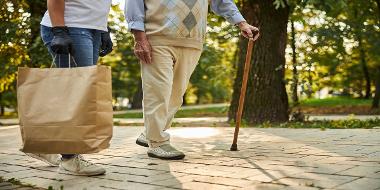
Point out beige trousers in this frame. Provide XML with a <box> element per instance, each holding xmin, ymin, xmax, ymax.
<box><xmin>141</xmin><ymin>46</ymin><xmax>202</xmax><ymax>148</ymax></box>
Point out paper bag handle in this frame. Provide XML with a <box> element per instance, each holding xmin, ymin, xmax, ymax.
<box><xmin>51</xmin><ymin>54</ymin><xmax>78</xmax><ymax>68</ymax></box>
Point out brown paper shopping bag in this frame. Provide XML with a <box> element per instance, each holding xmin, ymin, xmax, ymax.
<box><xmin>17</xmin><ymin>65</ymin><xmax>113</xmax><ymax>154</ymax></box>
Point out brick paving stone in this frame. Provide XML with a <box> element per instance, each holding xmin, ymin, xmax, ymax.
<box><xmin>149</xmin><ymin>174</ymin><xmax>201</xmax><ymax>189</ymax></box>
<box><xmin>181</xmin><ymin>181</ymin><xmax>235</xmax><ymax>190</ymax></box>
<box><xmin>276</xmin><ymin>172</ymin><xmax>359</xmax><ymax>188</ymax></box>
<box><xmin>190</xmin><ymin>176</ymin><xmax>255</xmax><ymax>187</ymax></box>
<box><xmin>240</xmin><ymin>183</ymin><xmax>320</xmax><ymax>190</ymax></box>
<box><xmin>246</xmin><ymin>170</ymin><xmax>290</xmax><ymax>183</ymax></box>
<box><xmin>101</xmin><ymin>180</ymin><xmax>174</xmax><ymax>190</ymax></box>
<box><xmin>0</xmin><ymin>182</ymin><xmax>14</xmax><ymax>189</ymax></box>
<box><xmin>337</xmin><ymin>165</ymin><xmax>380</xmax><ymax>178</ymax></box>
<box><xmin>335</xmin><ymin>177</ymin><xmax>380</xmax><ymax>190</ymax></box>
<box><xmin>0</xmin><ymin>164</ymin><xmax>30</xmax><ymax>173</ymax></box>
<box><xmin>19</xmin><ymin>177</ymin><xmax>62</xmax><ymax>189</ymax></box>
<box><xmin>1</xmin><ymin>170</ymin><xmax>37</xmax><ymax>179</ymax></box>
<box><xmin>0</xmin><ymin>126</ymin><xmax>379</xmax><ymax>189</ymax></box>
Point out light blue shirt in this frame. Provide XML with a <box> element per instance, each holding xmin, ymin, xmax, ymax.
<box><xmin>125</xmin><ymin>0</ymin><xmax>246</xmax><ymax>31</ymax></box>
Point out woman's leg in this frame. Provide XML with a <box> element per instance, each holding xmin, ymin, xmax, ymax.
<box><xmin>40</xmin><ymin>25</ymin><xmax>96</xmax><ymax>159</ymax></box>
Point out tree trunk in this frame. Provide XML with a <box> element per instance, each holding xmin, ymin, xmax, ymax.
<box><xmin>372</xmin><ymin>67</ymin><xmax>380</xmax><ymax>108</ymax></box>
<box><xmin>353</xmin><ymin>7</ymin><xmax>371</xmax><ymax>99</ymax></box>
<box><xmin>376</xmin><ymin>0</ymin><xmax>380</xmax><ymax>22</ymax></box>
<box><xmin>374</xmin><ymin>0</ymin><xmax>380</xmax><ymax>108</ymax></box>
<box><xmin>306</xmin><ymin>62</ymin><xmax>313</xmax><ymax>98</ymax></box>
<box><xmin>0</xmin><ymin>94</ymin><xmax>4</xmax><ymax>116</ymax></box>
<box><xmin>358</xmin><ymin>36</ymin><xmax>371</xmax><ymax>99</ymax></box>
<box><xmin>131</xmin><ymin>79</ymin><xmax>143</xmax><ymax>109</ymax></box>
<box><xmin>290</xmin><ymin>19</ymin><xmax>299</xmax><ymax>105</ymax></box>
<box><xmin>25</xmin><ymin>1</ymin><xmax>50</xmax><ymax>68</ymax></box>
<box><xmin>229</xmin><ymin>0</ymin><xmax>289</xmax><ymax>124</ymax></box>
<box><xmin>28</xmin><ymin>1</ymin><xmax>45</xmax><ymax>42</ymax></box>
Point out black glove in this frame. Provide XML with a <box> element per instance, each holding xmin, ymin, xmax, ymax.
<box><xmin>99</xmin><ymin>27</ymin><xmax>113</xmax><ymax>57</ymax></box>
<box><xmin>50</xmin><ymin>26</ymin><xmax>74</xmax><ymax>55</ymax></box>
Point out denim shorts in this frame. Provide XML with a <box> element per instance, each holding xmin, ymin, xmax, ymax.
<box><xmin>40</xmin><ymin>25</ymin><xmax>102</xmax><ymax>68</ymax></box>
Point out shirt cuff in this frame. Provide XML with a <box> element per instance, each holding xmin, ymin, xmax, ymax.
<box><xmin>226</xmin><ymin>13</ymin><xmax>246</xmax><ymax>25</ymax></box>
<box><xmin>127</xmin><ymin>20</ymin><xmax>145</xmax><ymax>32</ymax></box>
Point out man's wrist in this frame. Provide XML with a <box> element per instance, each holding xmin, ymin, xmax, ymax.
<box><xmin>132</xmin><ymin>30</ymin><xmax>147</xmax><ymax>41</ymax></box>
<box><xmin>238</xmin><ymin>21</ymin><xmax>247</xmax><ymax>28</ymax></box>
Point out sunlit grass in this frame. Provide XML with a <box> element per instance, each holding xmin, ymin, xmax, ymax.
<box><xmin>0</xmin><ymin>112</ymin><xmax>18</xmax><ymax>119</ymax></box>
<box><xmin>300</xmin><ymin>97</ymin><xmax>372</xmax><ymax>107</ymax></box>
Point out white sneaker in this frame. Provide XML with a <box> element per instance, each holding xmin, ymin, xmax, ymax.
<box><xmin>136</xmin><ymin>133</ymin><xmax>149</xmax><ymax>147</ymax></box>
<box><xmin>25</xmin><ymin>153</ymin><xmax>61</xmax><ymax>166</ymax></box>
<box><xmin>147</xmin><ymin>144</ymin><xmax>185</xmax><ymax>160</ymax></box>
<box><xmin>58</xmin><ymin>155</ymin><xmax>106</xmax><ymax>176</ymax></box>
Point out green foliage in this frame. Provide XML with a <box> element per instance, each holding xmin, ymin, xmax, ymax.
<box><xmin>285</xmin><ymin>0</ymin><xmax>380</xmax><ymax>100</ymax></box>
<box><xmin>188</xmin><ymin>14</ymin><xmax>240</xmax><ymax>104</ymax></box>
<box><xmin>1</xmin><ymin>1</ymin><xmax>49</xmax><ymax>113</ymax></box>
<box><xmin>1</xmin><ymin>1</ymin><xmax>30</xmax><ymax>93</ymax></box>
<box><xmin>99</xmin><ymin>5</ymin><xmax>140</xmax><ymax>102</ymax></box>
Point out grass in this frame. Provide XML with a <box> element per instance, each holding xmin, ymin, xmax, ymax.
<box><xmin>299</xmin><ymin>97</ymin><xmax>372</xmax><ymax>107</ymax></box>
<box><xmin>114</xmin><ymin>106</ymin><xmax>229</xmax><ymax>119</ymax></box>
<box><xmin>0</xmin><ymin>112</ymin><xmax>18</xmax><ymax>119</ymax></box>
<box><xmin>297</xmin><ymin>97</ymin><xmax>379</xmax><ymax>115</ymax></box>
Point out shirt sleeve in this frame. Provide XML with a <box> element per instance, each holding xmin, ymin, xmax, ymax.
<box><xmin>210</xmin><ymin>0</ymin><xmax>246</xmax><ymax>25</ymax></box>
<box><xmin>124</xmin><ymin>0</ymin><xmax>145</xmax><ymax>31</ymax></box>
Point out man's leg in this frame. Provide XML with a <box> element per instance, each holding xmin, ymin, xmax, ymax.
<box><xmin>136</xmin><ymin>47</ymin><xmax>202</xmax><ymax>148</ymax></box>
<box><xmin>141</xmin><ymin>46</ymin><xmax>202</xmax><ymax>160</ymax></box>
<box><xmin>141</xmin><ymin>46</ymin><xmax>175</xmax><ymax>148</ymax></box>
<box><xmin>164</xmin><ymin>47</ymin><xmax>202</xmax><ymax>130</ymax></box>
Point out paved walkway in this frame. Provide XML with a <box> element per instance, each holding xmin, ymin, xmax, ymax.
<box><xmin>0</xmin><ymin>126</ymin><xmax>379</xmax><ymax>189</ymax></box>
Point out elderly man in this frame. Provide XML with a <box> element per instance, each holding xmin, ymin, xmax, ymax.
<box><xmin>125</xmin><ymin>0</ymin><xmax>259</xmax><ymax>160</ymax></box>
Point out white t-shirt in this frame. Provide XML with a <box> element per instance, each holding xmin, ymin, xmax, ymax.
<box><xmin>40</xmin><ymin>0</ymin><xmax>112</xmax><ymax>31</ymax></box>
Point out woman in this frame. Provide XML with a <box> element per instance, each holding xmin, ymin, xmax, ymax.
<box><xmin>26</xmin><ymin>0</ymin><xmax>113</xmax><ymax>176</ymax></box>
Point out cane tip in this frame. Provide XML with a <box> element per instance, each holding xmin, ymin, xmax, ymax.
<box><xmin>230</xmin><ymin>144</ymin><xmax>238</xmax><ymax>151</ymax></box>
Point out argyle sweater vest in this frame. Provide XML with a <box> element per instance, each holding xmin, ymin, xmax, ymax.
<box><xmin>145</xmin><ymin>0</ymin><xmax>209</xmax><ymax>50</ymax></box>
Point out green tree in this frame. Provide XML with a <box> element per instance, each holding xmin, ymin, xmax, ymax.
<box><xmin>99</xmin><ymin>5</ymin><xmax>141</xmax><ymax>109</ymax></box>
<box><xmin>189</xmin><ymin>14</ymin><xmax>239</xmax><ymax>104</ymax></box>
<box><xmin>229</xmin><ymin>0</ymin><xmax>290</xmax><ymax>124</ymax></box>
<box><xmin>0</xmin><ymin>0</ymin><xmax>30</xmax><ymax>115</ymax></box>
<box><xmin>308</xmin><ymin>0</ymin><xmax>379</xmax><ymax>101</ymax></box>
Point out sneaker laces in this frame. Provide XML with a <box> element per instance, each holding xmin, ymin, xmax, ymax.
<box><xmin>152</xmin><ymin>147</ymin><xmax>177</xmax><ymax>156</ymax></box>
<box><xmin>139</xmin><ymin>133</ymin><xmax>147</xmax><ymax>140</ymax></box>
<box><xmin>75</xmin><ymin>155</ymin><xmax>94</xmax><ymax>167</ymax></box>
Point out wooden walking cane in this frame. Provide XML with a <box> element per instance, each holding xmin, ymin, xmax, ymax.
<box><xmin>230</xmin><ymin>37</ymin><xmax>255</xmax><ymax>151</ymax></box>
